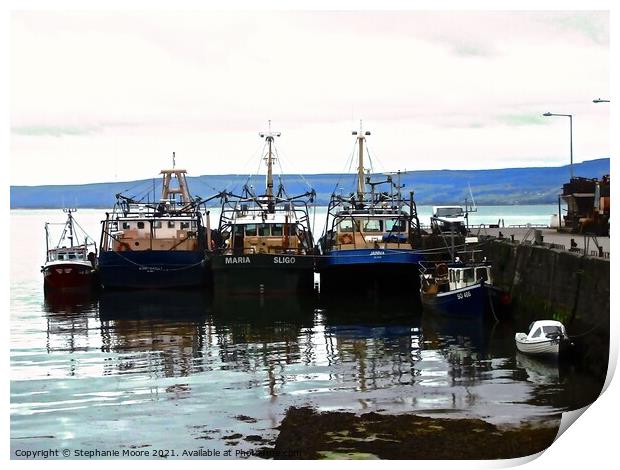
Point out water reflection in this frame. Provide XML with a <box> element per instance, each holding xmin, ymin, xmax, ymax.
<box><xmin>317</xmin><ymin>298</ymin><xmax>420</xmax><ymax>393</ymax></box>
<box><xmin>515</xmin><ymin>352</ymin><xmax>561</xmax><ymax>385</ymax></box>
<box><xmin>210</xmin><ymin>294</ymin><xmax>316</xmax><ymax>398</ymax></box>
<box><xmin>43</xmin><ymin>290</ymin><xmax>98</xmax><ymax>355</ymax></box>
<box><xmin>98</xmin><ymin>290</ymin><xmax>209</xmax><ymax>378</ymax></box>
<box><xmin>28</xmin><ymin>286</ymin><xmax>600</xmax><ymax>429</ymax></box>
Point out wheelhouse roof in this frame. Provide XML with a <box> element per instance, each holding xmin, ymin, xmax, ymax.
<box><xmin>528</xmin><ymin>320</ymin><xmax>565</xmax><ymax>330</ymax></box>
<box><xmin>334</xmin><ymin>210</ymin><xmax>408</xmax><ymax>217</ymax></box>
<box><xmin>232</xmin><ymin>213</ymin><xmax>301</xmax><ymax>224</ymax></box>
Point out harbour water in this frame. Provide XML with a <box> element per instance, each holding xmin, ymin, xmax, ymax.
<box><xmin>10</xmin><ymin>206</ymin><xmax>601</xmax><ymax>459</ymax></box>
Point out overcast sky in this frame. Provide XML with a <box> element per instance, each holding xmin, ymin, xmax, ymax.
<box><xmin>10</xmin><ymin>10</ymin><xmax>610</xmax><ymax>186</ymax></box>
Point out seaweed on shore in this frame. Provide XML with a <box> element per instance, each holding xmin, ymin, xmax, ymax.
<box><xmin>271</xmin><ymin>407</ymin><xmax>560</xmax><ymax>460</ymax></box>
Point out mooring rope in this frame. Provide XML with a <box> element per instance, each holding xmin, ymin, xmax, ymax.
<box><xmin>487</xmin><ymin>284</ymin><xmax>499</xmax><ymax>323</ymax></box>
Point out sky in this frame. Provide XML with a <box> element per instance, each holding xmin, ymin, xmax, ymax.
<box><xmin>10</xmin><ymin>9</ymin><xmax>610</xmax><ymax>186</ymax></box>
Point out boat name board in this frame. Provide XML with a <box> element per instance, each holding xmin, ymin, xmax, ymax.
<box><xmin>456</xmin><ymin>291</ymin><xmax>472</xmax><ymax>300</ymax></box>
<box><xmin>225</xmin><ymin>257</ymin><xmax>251</xmax><ymax>264</ymax></box>
<box><xmin>370</xmin><ymin>250</ymin><xmax>385</xmax><ymax>256</ymax></box>
<box><xmin>224</xmin><ymin>256</ymin><xmax>297</xmax><ymax>265</ymax></box>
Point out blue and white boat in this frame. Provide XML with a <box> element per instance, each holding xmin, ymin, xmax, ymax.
<box><xmin>317</xmin><ymin>124</ymin><xmax>424</xmax><ymax>296</ymax></box>
<box><xmin>420</xmin><ymin>243</ymin><xmax>509</xmax><ymax>318</ymax></box>
<box><xmin>98</xmin><ymin>160</ymin><xmax>216</xmax><ymax>289</ymax></box>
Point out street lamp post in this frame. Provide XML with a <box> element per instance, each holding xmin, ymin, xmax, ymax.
<box><xmin>543</xmin><ymin>112</ymin><xmax>573</xmax><ymax>179</ymax></box>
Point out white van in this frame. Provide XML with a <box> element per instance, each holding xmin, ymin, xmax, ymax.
<box><xmin>431</xmin><ymin>206</ymin><xmax>467</xmax><ymax>233</ymax></box>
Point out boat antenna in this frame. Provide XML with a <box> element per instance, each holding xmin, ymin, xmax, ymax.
<box><xmin>259</xmin><ymin>120</ymin><xmax>281</xmax><ymax>212</ymax></box>
<box><xmin>352</xmin><ymin>120</ymin><xmax>370</xmax><ymax>202</ymax></box>
<box><xmin>62</xmin><ymin>208</ymin><xmax>77</xmax><ymax>247</ymax></box>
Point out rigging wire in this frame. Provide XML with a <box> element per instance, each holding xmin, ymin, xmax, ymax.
<box><xmin>272</xmin><ymin>142</ymin><xmax>314</xmax><ymax>193</ymax></box>
<box><xmin>225</xmin><ymin>140</ymin><xmax>269</xmax><ymax>195</ymax></box>
<box><xmin>364</xmin><ymin>141</ymin><xmax>388</xmax><ymax>176</ymax></box>
<box><xmin>242</xmin><ymin>141</ymin><xmax>269</xmax><ymax>195</ymax></box>
<box><xmin>330</xmin><ymin>139</ymin><xmax>358</xmax><ymax>197</ymax></box>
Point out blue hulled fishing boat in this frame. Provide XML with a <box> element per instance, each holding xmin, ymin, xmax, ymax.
<box><xmin>419</xmin><ymin>239</ymin><xmax>510</xmax><ymax>318</ymax></box>
<box><xmin>98</xmin><ymin>158</ymin><xmax>216</xmax><ymax>289</ymax></box>
<box><xmin>317</xmin><ymin>124</ymin><xmax>424</xmax><ymax>297</ymax></box>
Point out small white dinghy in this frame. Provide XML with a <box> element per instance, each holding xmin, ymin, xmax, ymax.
<box><xmin>515</xmin><ymin>320</ymin><xmax>568</xmax><ymax>357</ymax></box>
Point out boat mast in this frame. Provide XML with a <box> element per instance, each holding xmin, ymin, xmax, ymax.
<box><xmin>160</xmin><ymin>152</ymin><xmax>191</xmax><ymax>206</ymax></box>
<box><xmin>352</xmin><ymin>121</ymin><xmax>370</xmax><ymax>202</ymax></box>
<box><xmin>259</xmin><ymin>121</ymin><xmax>281</xmax><ymax>213</ymax></box>
<box><xmin>45</xmin><ymin>222</ymin><xmax>50</xmax><ymax>262</ymax></box>
<box><xmin>63</xmin><ymin>208</ymin><xmax>76</xmax><ymax>247</ymax></box>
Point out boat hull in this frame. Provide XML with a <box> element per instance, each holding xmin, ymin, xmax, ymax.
<box><xmin>97</xmin><ymin>250</ymin><xmax>207</xmax><ymax>289</ymax></box>
<box><xmin>211</xmin><ymin>253</ymin><xmax>315</xmax><ymax>295</ymax></box>
<box><xmin>318</xmin><ymin>249</ymin><xmax>423</xmax><ymax>297</ymax></box>
<box><xmin>43</xmin><ymin>262</ymin><xmax>96</xmax><ymax>291</ymax></box>
<box><xmin>422</xmin><ymin>281</ymin><xmax>498</xmax><ymax>318</ymax></box>
<box><xmin>515</xmin><ymin>338</ymin><xmax>560</xmax><ymax>356</ymax></box>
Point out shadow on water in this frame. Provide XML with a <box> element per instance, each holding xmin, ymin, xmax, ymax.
<box><xmin>210</xmin><ymin>292</ymin><xmax>316</xmax><ymax>330</ymax></box>
<box><xmin>98</xmin><ymin>289</ymin><xmax>210</xmax><ymax>321</ymax></box>
<box><xmin>317</xmin><ymin>293</ymin><xmax>422</xmax><ymax>326</ymax></box>
<box><xmin>96</xmin><ymin>289</ymin><xmax>210</xmax><ymax>378</ymax></box>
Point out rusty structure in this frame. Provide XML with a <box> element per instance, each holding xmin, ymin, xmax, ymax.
<box><xmin>560</xmin><ymin>175</ymin><xmax>610</xmax><ymax>236</ymax></box>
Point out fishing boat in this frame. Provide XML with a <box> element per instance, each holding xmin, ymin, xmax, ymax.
<box><xmin>98</xmin><ymin>157</ymin><xmax>216</xmax><ymax>289</ymax></box>
<box><xmin>42</xmin><ymin>208</ymin><xmax>98</xmax><ymax>291</ymax></box>
<box><xmin>515</xmin><ymin>320</ymin><xmax>569</xmax><ymax>357</ymax></box>
<box><xmin>420</xmin><ymin>238</ymin><xmax>509</xmax><ymax>318</ymax></box>
<box><xmin>210</xmin><ymin>124</ymin><xmax>316</xmax><ymax>295</ymax></box>
<box><xmin>317</xmin><ymin>123</ymin><xmax>424</xmax><ymax>297</ymax></box>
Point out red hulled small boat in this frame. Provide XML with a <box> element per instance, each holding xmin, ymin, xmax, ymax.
<box><xmin>42</xmin><ymin>209</ymin><xmax>97</xmax><ymax>291</ymax></box>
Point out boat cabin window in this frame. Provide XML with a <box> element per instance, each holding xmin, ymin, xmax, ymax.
<box><xmin>475</xmin><ymin>267</ymin><xmax>489</xmax><ymax>282</ymax></box>
<box><xmin>168</xmin><ymin>221</ymin><xmax>175</xmax><ymax>228</ymax></box>
<box><xmin>385</xmin><ymin>219</ymin><xmax>406</xmax><ymax>232</ymax></box>
<box><xmin>57</xmin><ymin>253</ymin><xmax>65</xmax><ymax>261</ymax></box>
<box><xmin>245</xmin><ymin>224</ymin><xmax>257</xmax><ymax>236</ymax></box>
<box><xmin>122</xmin><ymin>222</ymin><xmax>130</xmax><ymax>230</ymax></box>
<box><xmin>153</xmin><ymin>221</ymin><xmax>162</xmax><ymax>229</ymax></box>
<box><xmin>532</xmin><ymin>328</ymin><xmax>542</xmax><ymax>338</ymax></box>
<box><xmin>363</xmin><ymin>219</ymin><xmax>382</xmax><ymax>232</ymax></box>
<box><xmin>338</xmin><ymin>219</ymin><xmax>354</xmax><ymax>232</ymax></box>
<box><xmin>271</xmin><ymin>224</ymin><xmax>283</xmax><ymax>236</ymax></box>
<box><xmin>258</xmin><ymin>224</ymin><xmax>271</xmax><ymax>236</ymax></box>
<box><xmin>462</xmin><ymin>268</ymin><xmax>475</xmax><ymax>283</ymax></box>
<box><xmin>180</xmin><ymin>221</ymin><xmax>190</xmax><ymax>230</ymax></box>
<box><xmin>542</xmin><ymin>326</ymin><xmax>562</xmax><ymax>336</ymax></box>
<box><xmin>137</xmin><ymin>222</ymin><xmax>145</xmax><ymax>229</ymax></box>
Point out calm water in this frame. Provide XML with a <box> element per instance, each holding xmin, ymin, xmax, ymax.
<box><xmin>11</xmin><ymin>207</ymin><xmax>598</xmax><ymax>459</ymax></box>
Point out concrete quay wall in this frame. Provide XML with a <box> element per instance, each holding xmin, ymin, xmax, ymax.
<box><xmin>483</xmin><ymin>239</ymin><xmax>610</xmax><ymax>378</ymax></box>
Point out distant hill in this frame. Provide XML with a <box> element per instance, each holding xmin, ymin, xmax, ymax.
<box><xmin>10</xmin><ymin>158</ymin><xmax>610</xmax><ymax>208</ymax></box>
